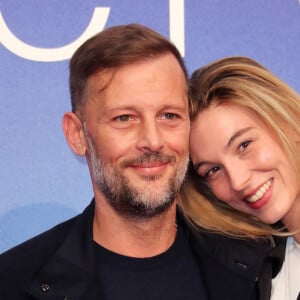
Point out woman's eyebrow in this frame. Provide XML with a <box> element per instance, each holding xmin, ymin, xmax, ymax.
<box><xmin>226</xmin><ymin>127</ymin><xmax>254</xmax><ymax>148</ymax></box>
<box><xmin>193</xmin><ymin>160</ymin><xmax>211</xmax><ymax>171</ymax></box>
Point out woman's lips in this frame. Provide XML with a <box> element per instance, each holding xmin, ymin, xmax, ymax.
<box><xmin>244</xmin><ymin>178</ymin><xmax>273</xmax><ymax>209</ymax></box>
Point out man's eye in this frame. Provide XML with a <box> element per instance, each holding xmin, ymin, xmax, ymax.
<box><xmin>162</xmin><ymin>113</ymin><xmax>178</xmax><ymax>120</ymax></box>
<box><xmin>115</xmin><ymin>115</ymin><xmax>131</xmax><ymax>122</ymax></box>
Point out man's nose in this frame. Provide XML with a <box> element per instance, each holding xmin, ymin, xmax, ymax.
<box><xmin>136</xmin><ymin>120</ymin><xmax>164</xmax><ymax>152</ymax></box>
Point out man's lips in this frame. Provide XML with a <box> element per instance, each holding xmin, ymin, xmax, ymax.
<box><xmin>129</xmin><ymin>162</ymin><xmax>169</xmax><ymax>175</ymax></box>
<box><xmin>120</xmin><ymin>152</ymin><xmax>176</xmax><ymax>176</ymax></box>
<box><xmin>121</xmin><ymin>153</ymin><xmax>175</xmax><ymax>168</ymax></box>
<box><xmin>131</xmin><ymin>162</ymin><xmax>168</xmax><ymax>168</ymax></box>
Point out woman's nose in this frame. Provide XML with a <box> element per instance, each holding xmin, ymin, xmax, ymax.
<box><xmin>226</xmin><ymin>162</ymin><xmax>251</xmax><ymax>192</ymax></box>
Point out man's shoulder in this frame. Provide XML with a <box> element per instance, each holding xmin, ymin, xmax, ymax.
<box><xmin>0</xmin><ymin>201</ymin><xmax>95</xmax><ymax>299</ymax></box>
<box><xmin>0</xmin><ymin>215</ymin><xmax>78</xmax><ymax>276</ymax></box>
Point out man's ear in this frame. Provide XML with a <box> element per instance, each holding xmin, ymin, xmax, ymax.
<box><xmin>62</xmin><ymin>112</ymin><xmax>87</xmax><ymax>156</ymax></box>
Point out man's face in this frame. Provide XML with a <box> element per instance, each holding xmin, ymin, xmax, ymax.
<box><xmin>83</xmin><ymin>54</ymin><xmax>190</xmax><ymax>218</ymax></box>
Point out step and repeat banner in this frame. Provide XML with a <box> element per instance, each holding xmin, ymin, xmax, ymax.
<box><xmin>0</xmin><ymin>0</ymin><xmax>299</xmax><ymax>253</ymax></box>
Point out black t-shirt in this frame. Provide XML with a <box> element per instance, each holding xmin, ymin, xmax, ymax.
<box><xmin>93</xmin><ymin>225</ymin><xmax>208</xmax><ymax>300</ymax></box>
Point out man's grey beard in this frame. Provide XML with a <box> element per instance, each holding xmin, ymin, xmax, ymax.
<box><xmin>85</xmin><ymin>134</ymin><xmax>188</xmax><ymax>219</ymax></box>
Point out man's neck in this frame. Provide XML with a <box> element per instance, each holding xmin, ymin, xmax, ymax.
<box><xmin>92</xmin><ymin>197</ymin><xmax>178</xmax><ymax>258</ymax></box>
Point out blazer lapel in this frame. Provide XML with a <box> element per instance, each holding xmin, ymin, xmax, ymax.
<box><xmin>26</xmin><ymin>201</ymin><xmax>102</xmax><ymax>300</ymax></box>
<box><xmin>179</xmin><ymin>212</ymin><xmax>271</xmax><ymax>300</ymax></box>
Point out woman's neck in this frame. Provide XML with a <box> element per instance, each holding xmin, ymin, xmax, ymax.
<box><xmin>282</xmin><ymin>194</ymin><xmax>300</xmax><ymax>243</ymax></box>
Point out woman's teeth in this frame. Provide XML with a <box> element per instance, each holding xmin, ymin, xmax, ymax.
<box><xmin>246</xmin><ymin>179</ymin><xmax>272</xmax><ymax>203</ymax></box>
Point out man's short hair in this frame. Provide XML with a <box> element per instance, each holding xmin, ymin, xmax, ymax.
<box><xmin>69</xmin><ymin>23</ymin><xmax>188</xmax><ymax>113</ymax></box>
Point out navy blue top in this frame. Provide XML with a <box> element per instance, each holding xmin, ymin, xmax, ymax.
<box><xmin>94</xmin><ymin>224</ymin><xmax>208</xmax><ymax>300</ymax></box>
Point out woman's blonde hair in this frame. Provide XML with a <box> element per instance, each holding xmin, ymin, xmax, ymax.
<box><xmin>179</xmin><ymin>56</ymin><xmax>300</xmax><ymax>238</ymax></box>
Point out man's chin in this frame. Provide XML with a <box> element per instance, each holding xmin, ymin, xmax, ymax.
<box><xmin>118</xmin><ymin>199</ymin><xmax>175</xmax><ymax>219</ymax></box>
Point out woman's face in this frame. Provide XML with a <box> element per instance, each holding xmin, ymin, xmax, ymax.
<box><xmin>190</xmin><ymin>102</ymin><xmax>300</xmax><ymax>225</ymax></box>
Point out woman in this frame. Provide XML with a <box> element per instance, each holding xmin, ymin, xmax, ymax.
<box><xmin>179</xmin><ymin>56</ymin><xmax>300</xmax><ymax>300</ymax></box>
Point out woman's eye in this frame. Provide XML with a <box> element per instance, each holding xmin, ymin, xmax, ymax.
<box><xmin>239</xmin><ymin>140</ymin><xmax>251</xmax><ymax>151</ymax></box>
<box><xmin>204</xmin><ymin>166</ymin><xmax>220</xmax><ymax>180</ymax></box>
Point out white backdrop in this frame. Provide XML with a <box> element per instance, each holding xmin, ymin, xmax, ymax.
<box><xmin>0</xmin><ymin>0</ymin><xmax>299</xmax><ymax>253</ymax></box>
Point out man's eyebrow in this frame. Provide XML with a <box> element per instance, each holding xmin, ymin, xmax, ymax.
<box><xmin>226</xmin><ymin>127</ymin><xmax>254</xmax><ymax>148</ymax></box>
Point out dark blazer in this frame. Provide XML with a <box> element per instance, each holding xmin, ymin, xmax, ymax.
<box><xmin>0</xmin><ymin>200</ymin><xmax>276</xmax><ymax>300</ymax></box>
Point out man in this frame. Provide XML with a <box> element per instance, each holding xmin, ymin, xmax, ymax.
<box><xmin>0</xmin><ymin>24</ymin><xmax>270</xmax><ymax>299</ymax></box>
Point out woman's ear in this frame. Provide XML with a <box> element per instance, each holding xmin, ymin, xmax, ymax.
<box><xmin>62</xmin><ymin>112</ymin><xmax>87</xmax><ymax>156</ymax></box>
